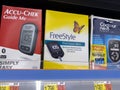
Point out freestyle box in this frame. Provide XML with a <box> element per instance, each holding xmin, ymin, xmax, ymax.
<box><xmin>44</xmin><ymin>10</ymin><xmax>89</xmax><ymax>69</ymax></box>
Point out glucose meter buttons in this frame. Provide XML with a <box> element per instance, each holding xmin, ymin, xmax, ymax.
<box><xmin>111</xmin><ymin>51</ymin><xmax>119</xmax><ymax>61</ymax></box>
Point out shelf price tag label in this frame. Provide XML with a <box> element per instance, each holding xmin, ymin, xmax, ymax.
<box><xmin>44</xmin><ymin>84</ymin><xmax>58</xmax><ymax>90</ymax></box>
<box><xmin>58</xmin><ymin>82</ymin><xmax>66</xmax><ymax>90</ymax></box>
<box><xmin>105</xmin><ymin>82</ymin><xmax>112</xmax><ymax>90</ymax></box>
<box><xmin>0</xmin><ymin>82</ymin><xmax>19</xmax><ymax>90</ymax></box>
<box><xmin>0</xmin><ymin>86</ymin><xmax>10</xmax><ymax>90</ymax></box>
<box><xmin>94</xmin><ymin>81</ymin><xmax>106</xmax><ymax>90</ymax></box>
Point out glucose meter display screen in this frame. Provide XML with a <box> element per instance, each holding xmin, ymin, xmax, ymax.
<box><xmin>21</xmin><ymin>30</ymin><xmax>33</xmax><ymax>45</ymax></box>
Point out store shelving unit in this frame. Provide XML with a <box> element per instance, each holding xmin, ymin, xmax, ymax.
<box><xmin>1</xmin><ymin>0</ymin><xmax>120</xmax><ymax>89</ymax></box>
<box><xmin>0</xmin><ymin>70</ymin><xmax>120</xmax><ymax>80</ymax></box>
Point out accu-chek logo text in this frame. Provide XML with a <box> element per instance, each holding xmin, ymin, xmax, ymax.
<box><xmin>4</xmin><ymin>9</ymin><xmax>38</xmax><ymax>16</ymax></box>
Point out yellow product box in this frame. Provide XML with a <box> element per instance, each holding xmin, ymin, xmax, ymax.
<box><xmin>43</xmin><ymin>10</ymin><xmax>89</xmax><ymax>69</ymax></box>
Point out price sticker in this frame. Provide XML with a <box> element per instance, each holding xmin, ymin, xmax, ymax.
<box><xmin>0</xmin><ymin>86</ymin><xmax>10</xmax><ymax>90</ymax></box>
<box><xmin>105</xmin><ymin>82</ymin><xmax>112</xmax><ymax>90</ymax></box>
<box><xmin>44</xmin><ymin>84</ymin><xmax>58</xmax><ymax>90</ymax></box>
<box><xmin>94</xmin><ymin>82</ymin><xmax>106</xmax><ymax>90</ymax></box>
<box><xmin>58</xmin><ymin>82</ymin><xmax>66</xmax><ymax>90</ymax></box>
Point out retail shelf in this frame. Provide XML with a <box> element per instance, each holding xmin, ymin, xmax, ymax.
<box><xmin>0</xmin><ymin>70</ymin><xmax>119</xmax><ymax>80</ymax></box>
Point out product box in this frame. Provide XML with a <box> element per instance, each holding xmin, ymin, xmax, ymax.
<box><xmin>44</xmin><ymin>10</ymin><xmax>89</xmax><ymax>69</ymax></box>
<box><xmin>90</xmin><ymin>15</ymin><xmax>120</xmax><ymax>70</ymax></box>
<box><xmin>0</xmin><ymin>5</ymin><xmax>42</xmax><ymax>69</ymax></box>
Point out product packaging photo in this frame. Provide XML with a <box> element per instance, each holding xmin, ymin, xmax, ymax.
<box><xmin>44</xmin><ymin>10</ymin><xmax>89</xmax><ymax>70</ymax></box>
<box><xmin>90</xmin><ymin>15</ymin><xmax>120</xmax><ymax>70</ymax></box>
<box><xmin>0</xmin><ymin>5</ymin><xmax>42</xmax><ymax>69</ymax></box>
